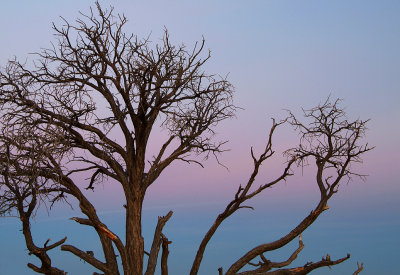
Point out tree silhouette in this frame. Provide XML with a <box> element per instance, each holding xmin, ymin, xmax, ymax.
<box><xmin>0</xmin><ymin>3</ymin><xmax>371</xmax><ymax>275</ymax></box>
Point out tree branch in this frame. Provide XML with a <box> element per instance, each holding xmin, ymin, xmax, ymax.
<box><xmin>352</xmin><ymin>262</ymin><xmax>364</xmax><ymax>275</ymax></box>
<box><xmin>160</xmin><ymin>233</ymin><xmax>171</xmax><ymax>275</ymax></box>
<box><xmin>190</xmin><ymin>119</ymin><xmax>294</xmax><ymax>275</ymax></box>
<box><xmin>61</xmin><ymin>244</ymin><xmax>108</xmax><ymax>272</ymax></box>
<box><xmin>145</xmin><ymin>210</ymin><xmax>173</xmax><ymax>275</ymax></box>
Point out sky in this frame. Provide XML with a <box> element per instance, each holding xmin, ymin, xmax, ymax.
<box><xmin>0</xmin><ymin>0</ymin><xmax>399</xmax><ymax>274</ymax></box>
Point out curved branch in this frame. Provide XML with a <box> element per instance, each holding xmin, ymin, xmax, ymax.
<box><xmin>352</xmin><ymin>262</ymin><xmax>364</xmax><ymax>275</ymax></box>
<box><xmin>190</xmin><ymin>119</ymin><xmax>294</xmax><ymax>275</ymax></box>
<box><xmin>238</xmin><ymin>235</ymin><xmax>304</xmax><ymax>275</ymax></box>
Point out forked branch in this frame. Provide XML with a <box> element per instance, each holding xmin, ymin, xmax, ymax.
<box><xmin>353</xmin><ymin>262</ymin><xmax>364</xmax><ymax>275</ymax></box>
<box><xmin>259</xmin><ymin>253</ymin><xmax>350</xmax><ymax>275</ymax></box>
<box><xmin>237</xmin><ymin>235</ymin><xmax>305</xmax><ymax>274</ymax></box>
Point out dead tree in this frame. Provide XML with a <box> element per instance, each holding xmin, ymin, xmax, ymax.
<box><xmin>189</xmin><ymin>98</ymin><xmax>372</xmax><ymax>275</ymax></box>
<box><xmin>0</xmin><ymin>135</ymin><xmax>68</xmax><ymax>275</ymax></box>
<box><xmin>0</xmin><ymin>3</ymin><xmax>372</xmax><ymax>275</ymax></box>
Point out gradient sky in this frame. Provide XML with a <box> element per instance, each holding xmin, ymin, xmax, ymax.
<box><xmin>1</xmin><ymin>1</ymin><xmax>399</xmax><ymax>274</ymax></box>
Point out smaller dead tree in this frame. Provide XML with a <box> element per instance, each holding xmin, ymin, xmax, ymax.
<box><xmin>0</xmin><ymin>127</ymin><xmax>69</xmax><ymax>274</ymax></box>
<box><xmin>190</xmin><ymin>98</ymin><xmax>373</xmax><ymax>275</ymax></box>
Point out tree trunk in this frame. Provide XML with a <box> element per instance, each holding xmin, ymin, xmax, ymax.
<box><xmin>125</xmin><ymin>193</ymin><xmax>144</xmax><ymax>275</ymax></box>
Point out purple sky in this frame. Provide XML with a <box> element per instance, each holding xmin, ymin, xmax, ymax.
<box><xmin>1</xmin><ymin>1</ymin><xmax>399</xmax><ymax>274</ymax></box>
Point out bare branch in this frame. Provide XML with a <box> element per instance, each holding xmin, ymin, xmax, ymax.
<box><xmin>160</xmin><ymin>233</ymin><xmax>171</xmax><ymax>275</ymax></box>
<box><xmin>190</xmin><ymin>119</ymin><xmax>295</xmax><ymax>275</ymax></box>
<box><xmin>70</xmin><ymin>217</ymin><xmax>94</xmax><ymax>226</ymax></box>
<box><xmin>61</xmin><ymin>244</ymin><xmax>108</xmax><ymax>272</ymax></box>
<box><xmin>145</xmin><ymin>210</ymin><xmax>173</xmax><ymax>275</ymax></box>
<box><xmin>352</xmin><ymin>262</ymin><xmax>364</xmax><ymax>275</ymax></box>
<box><xmin>237</xmin><ymin>235</ymin><xmax>304</xmax><ymax>274</ymax></box>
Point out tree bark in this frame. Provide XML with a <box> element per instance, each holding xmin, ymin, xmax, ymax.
<box><xmin>125</xmin><ymin>191</ymin><xmax>144</xmax><ymax>275</ymax></box>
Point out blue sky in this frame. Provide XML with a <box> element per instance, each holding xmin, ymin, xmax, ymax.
<box><xmin>1</xmin><ymin>1</ymin><xmax>399</xmax><ymax>274</ymax></box>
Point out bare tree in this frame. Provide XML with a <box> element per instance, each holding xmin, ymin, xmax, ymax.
<box><xmin>0</xmin><ymin>3</ymin><xmax>372</xmax><ymax>275</ymax></box>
